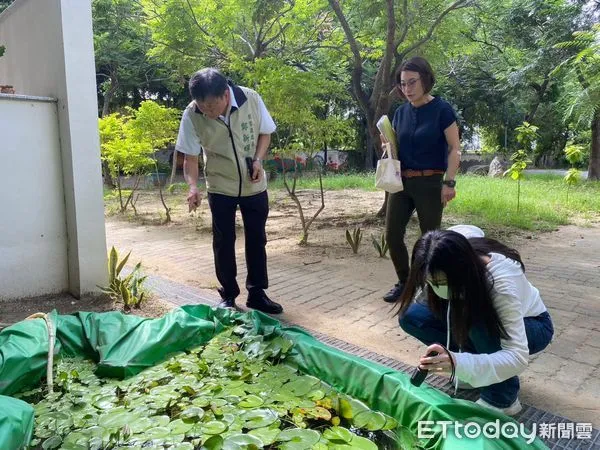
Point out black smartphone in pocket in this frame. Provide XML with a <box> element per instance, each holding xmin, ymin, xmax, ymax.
<box><xmin>245</xmin><ymin>156</ymin><xmax>254</xmax><ymax>179</ymax></box>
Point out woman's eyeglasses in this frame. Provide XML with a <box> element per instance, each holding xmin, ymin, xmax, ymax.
<box><xmin>399</xmin><ymin>78</ymin><xmax>420</xmax><ymax>90</ymax></box>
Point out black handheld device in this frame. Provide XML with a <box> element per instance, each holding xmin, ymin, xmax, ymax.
<box><xmin>245</xmin><ymin>156</ymin><xmax>254</xmax><ymax>178</ymax></box>
<box><xmin>410</xmin><ymin>350</ymin><xmax>439</xmax><ymax>387</ymax></box>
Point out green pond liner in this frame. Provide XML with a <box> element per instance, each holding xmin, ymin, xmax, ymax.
<box><xmin>0</xmin><ymin>304</ymin><xmax>548</xmax><ymax>449</ymax></box>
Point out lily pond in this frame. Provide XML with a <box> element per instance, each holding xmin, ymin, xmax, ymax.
<box><xmin>16</xmin><ymin>319</ymin><xmax>420</xmax><ymax>449</ymax></box>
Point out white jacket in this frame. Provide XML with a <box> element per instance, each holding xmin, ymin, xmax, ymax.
<box><xmin>451</xmin><ymin>253</ymin><xmax>548</xmax><ymax>387</ymax></box>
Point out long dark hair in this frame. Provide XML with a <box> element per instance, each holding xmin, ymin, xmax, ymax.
<box><xmin>469</xmin><ymin>237</ymin><xmax>525</xmax><ymax>272</ymax></box>
<box><xmin>396</xmin><ymin>230</ymin><xmax>508</xmax><ymax>346</ymax></box>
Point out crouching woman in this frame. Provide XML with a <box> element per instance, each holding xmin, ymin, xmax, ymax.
<box><xmin>396</xmin><ymin>229</ymin><xmax>554</xmax><ymax>415</ymax></box>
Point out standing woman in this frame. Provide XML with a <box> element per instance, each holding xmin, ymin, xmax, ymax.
<box><xmin>382</xmin><ymin>57</ymin><xmax>461</xmax><ymax>303</ymax></box>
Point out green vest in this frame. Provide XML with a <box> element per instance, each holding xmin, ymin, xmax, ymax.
<box><xmin>186</xmin><ymin>85</ymin><xmax>267</xmax><ymax>197</ymax></box>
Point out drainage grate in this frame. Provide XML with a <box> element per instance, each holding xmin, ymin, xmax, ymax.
<box><xmin>145</xmin><ymin>274</ymin><xmax>600</xmax><ymax>449</ymax></box>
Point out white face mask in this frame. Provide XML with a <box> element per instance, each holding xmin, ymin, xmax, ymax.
<box><xmin>427</xmin><ymin>280</ymin><xmax>450</xmax><ymax>299</ymax></box>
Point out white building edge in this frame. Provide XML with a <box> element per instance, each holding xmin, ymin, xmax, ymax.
<box><xmin>0</xmin><ymin>0</ymin><xmax>107</xmax><ymax>300</ymax></box>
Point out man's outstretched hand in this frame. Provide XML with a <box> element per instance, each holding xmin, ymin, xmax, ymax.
<box><xmin>187</xmin><ymin>187</ymin><xmax>202</xmax><ymax>212</ymax></box>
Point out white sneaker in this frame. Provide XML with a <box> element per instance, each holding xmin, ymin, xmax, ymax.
<box><xmin>476</xmin><ymin>398</ymin><xmax>522</xmax><ymax>416</ymax></box>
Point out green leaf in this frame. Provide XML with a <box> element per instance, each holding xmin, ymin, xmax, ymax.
<box><xmin>348</xmin><ymin>435</ymin><xmax>378</xmax><ymax>450</ymax></box>
<box><xmin>277</xmin><ymin>428</ymin><xmax>321</xmax><ymax>449</ymax></box>
<box><xmin>181</xmin><ymin>406</ymin><xmax>205</xmax><ymax>422</ymax></box>
<box><xmin>248</xmin><ymin>427</ymin><xmax>280</xmax><ymax>445</ymax></box>
<box><xmin>203</xmin><ymin>420</ymin><xmax>228</xmax><ymax>435</ymax></box>
<box><xmin>382</xmin><ymin>416</ymin><xmax>399</xmax><ymax>430</ymax></box>
<box><xmin>171</xmin><ymin>443</ymin><xmax>195</xmax><ymax>450</ymax></box>
<box><xmin>353</xmin><ymin>410</ymin><xmax>387</xmax><ymax>431</ymax></box>
<box><xmin>144</xmin><ymin>426</ymin><xmax>171</xmax><ymax>439</ymax></box>
<box><xmin>202</xmin><ymin>435</ymin><xmax>224</xmax><ymax>450</ymax></box>
<box><xmin>108</xmin><ymin>246</ymin><xmax>118</xmax><ymax>282</ymax></box>
<box><xmin>116</xmin><ymin>250</ymin><xmax>132</xmax><ymax>276</ymax></box>
<box><xmin>238</xmin><ymin>394</ymin><xmax>264</xmax><ymax>408</ymax></box>
<box><xmin>242</xmin><ymin>409</ymin><xmax>279</xmax><ymax>429</ymax></box>
<box><xmin>339</xmin><ymin>398</ymin><xmax>353</xmax><ymax>419</ymax></box>
<box><xmin>322</xmin><ymin>426</ymin><xmax>353</xmax><ymax>443</ymax></box>
<box><xmin>397</xmin><ymin>425</ymin><xmax>418</xmax><ymax>450</ymax></box>
<box><xmin>42</xmin><ymin>436</ymin><xmax>62</xmax><ymax>450</ymax></box>
<box><xmin>169</xmin><ymin>418</ymin><xmax>194</xmax><ymax>434</ymax></box>
<box><xmin>223</xmin><ymin>433</ymin><xmax>264</xmax><ymax>449</ymax></box>
<box><xmin>98</xmin><ymin>406</ymin><xmax>136</xmax><ymax>429</ymax></box>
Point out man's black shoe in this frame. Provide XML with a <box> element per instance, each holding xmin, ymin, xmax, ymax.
<box><xmin>247</xmin><ymin>292</ymin><xmax>283</xmax><ymax>314</ymax></box>
<box><xmin>383</xmin><ymin>282</ymin><xmax>405</xmax><ymax>303</ymax></box>
<box><xmin>218</xmin><ymin>298</ymin><xmax>236</xmax><ymax>309</ymax></box>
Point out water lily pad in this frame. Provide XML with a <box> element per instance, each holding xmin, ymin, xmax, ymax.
<box><xmin>221</xmin><ymin>413</ymin><xmax>237</xmax><ymax>425</ymax></box>
<box><xmin>223</xmin><ymin>433</ymin><xmax>263</xmax><ymax>449</ymax></box>
<box><xmin>212</xmin><ymin>398</ymin><xmax>228</xmax><ymax>407</ymax></box>
<box><xmin>308</xmin><ymin>390</ymin><xmax>325</xmax><ymax>401</ymax></box>
<box><xmin>59</xmin><ymin>442</ymin><xmax>88</xmax><ymax>450</ymax></box>
<box><xmin>169</xmin><ymin>418</ymin><xmax>194</xmax><ymax>434</ymax></box>
<box><xmin>92</xmin><ymin>394</ymin><xmax>115</xmax><ymax>410</ymax></box>
<box><xmin>222</xmin><ymin>394</ymin><xmax>242</xmax><ymax>404</ymax></box>
<box><xmin>272</xmin><ymin>391</ymin><xmax>296</xmax><ymax>402</ymax></box>
<box><xmin>129</xmin><ymin>417</ymin><xmax>154</xmax><ymax>433</ymax></box>
<box><xmin>348</xmin><ymin>435</ymin><xmax>378</xmax><ymax>450</ymax></box>
<box><xmin>203</xmin><ymin>420</ymin><xmax>228</xmax><ymax>435</ymax></box>
<box><xmin>242</xmin><ymin>409</ymin><xmax>279</xmax><ymax>429</ymax></box>
<box><xmin>248</xmin><ymin>427</ymin><xmax>280</xmax><ymax>445</ymax></box>
<box><xmin>97</xmin><ymin>407</ymin><xmax>136</xmax><ymax>429</ymax></box>
<box><xmin>181</xmin><ymin>406</ymin><xmax>205</xmax><ymax>422</ymax></box>
<box><xmin>322</xmin><ymin>427</ymin><xmax>353</xmax><ymax>443</ymax></box>
<box><xmin>169</xmin><ymin>443</ymin><xmax>195</xmax><ymax>450</ymax></box>
<box><xmin>144</xmin><ymin>426</ymin><xmax>171</xmax><ymax>439</ymax></box>
<box><xmin>338</xmin><ymin>397</ymin><xmax>369</xmax><ymax>420</ymax></box>
<box><xmin>202</xmin><ymin>434</ymin><xmax>224</xmax><ymax>449</ymax></box>
<box><xmin>276</xmin><ymin>428</ymin><xmax>320</xmax><ymax>449</ymax></box>
<box><xmin>42</xmin><ymin>436</ymin><xmax>62</xmax><ymax>449</ymax></box>
<box><xmin>239</xmin><ymin>395</ymin><xmax>264</xmax><ymax>408</ymax></box>
<box><xmin>382</xmin><ymin>416</ymin><xmax>399</xmax><ymax>431</ymax></box>
<box><xmin>150</xmin><ymin>415</ymin><xmax>171</xmax><ymax>428</ymax></box>
<box><xmin>61</xmin><ymin>431</ymin><xmax>88</xmax><ymax>447</ymax></box>
<box><xmin>192</xmin><ymin>396</ymin><xmax>211</xmax><ymax>407</ymax></box>
<box><xmin>283</xmin><ymin>376</ymin><xmax>319</xmax><ymax>397</ymax></box>
<box><xmin>353</xmin><ymin>410</ymin><xmax>387</xmax><ymax>431</ymax></box>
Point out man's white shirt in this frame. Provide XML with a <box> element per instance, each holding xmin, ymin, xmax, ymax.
<box><xmin>175</xmin><ymin>86</ymin><xmax>276</xmax><ymax>156</ymax></box>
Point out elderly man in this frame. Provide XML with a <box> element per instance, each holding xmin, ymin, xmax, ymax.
<box><xmin>175</xmin><ymin>68</ymin><xmax>283</xmax><ymax>314</ymax></box>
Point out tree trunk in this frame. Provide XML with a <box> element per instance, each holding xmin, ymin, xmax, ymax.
<box><xmin>102</xmin><ymin>160</ymin><xmax>115</xmax><ymax>188</ymax></box>
<box><xmin>589</xmin><ymin>109</ymin><xmax>600</xmax><ymax>181</ymax></box>
<box><xmin>365</xmin><ymin>131</ymin><xmax>375</xmax><ymax>170</ymax></box>
<box><xmin>101</xmin><ymin>75</ymin><xmax>118</xmax><ymax>118</ymax></box>
<box><xmin>525</xmin><ymin>76</ymin><xmax>549</xmax><ymax>123</ymax></box>
<box><xmin>169</xmin><ymin>148</ymin><xmax>178</xmax><ymax>185</ymax></box>
<box><xmin>100</xmin><ymin>75</ymin><xmax>118</xmax><ymax>188</ymax></box>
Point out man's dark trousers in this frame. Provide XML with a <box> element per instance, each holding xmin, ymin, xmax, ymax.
<box><xmin>208</xmin><ymin>190</ymin><xmax>269</xmax><ymax>300</ymax></box>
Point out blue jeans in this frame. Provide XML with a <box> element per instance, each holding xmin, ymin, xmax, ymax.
<box><xmin>399</xmin><ymin>302</ymin><xmax>554</xmax><ymax>408</ymax></box>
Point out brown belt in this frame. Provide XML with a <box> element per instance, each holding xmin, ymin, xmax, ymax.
<box><xmin>401</xmin><ymin>169</ymin><xmax>445</xmax><ymax>178</ymax></box>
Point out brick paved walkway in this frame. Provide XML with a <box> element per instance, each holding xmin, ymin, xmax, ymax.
<box><xmin>106</xmin><ymin>220</ymin><xmax>600</xmax><ymax>430</ymax></box>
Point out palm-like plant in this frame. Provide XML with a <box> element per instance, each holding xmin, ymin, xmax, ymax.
<box><xmin>553</xmin><ymin>24</ymin><xmax>600</xmax><ymax>180</ymax></box>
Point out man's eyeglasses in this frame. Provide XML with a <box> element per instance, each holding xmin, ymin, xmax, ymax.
<box><xmin>399</xmin><ymin>78</ymin><xmax>420</xmax><ymax>90</ymax></box>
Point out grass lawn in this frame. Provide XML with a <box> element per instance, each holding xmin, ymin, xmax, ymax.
<box><xmin>269</xmin><ymin>172</ymin><xmax>600</xmax><ymax>231</ymax></box>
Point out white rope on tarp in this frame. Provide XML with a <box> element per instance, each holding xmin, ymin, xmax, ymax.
<box><xmin>24</xmin><ymin>313</ymin><xmax>55</xmax><ymax>394</ymax></box>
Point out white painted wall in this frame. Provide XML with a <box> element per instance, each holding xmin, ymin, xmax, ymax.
<box><xmin>0</xmin><ymin>0</ymin><xmax>107</xmax><ymax>299</ymax></box>
<box><xmin>0</xmin><ymin>96</ymin><xmax>69</xmax><ymax>299</ymax></box>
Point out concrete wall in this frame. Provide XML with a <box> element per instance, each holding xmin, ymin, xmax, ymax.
<box><xmin>0</xmin><ymin>96</ymin><xmax>69</xmax><ymax>299</ymax></box>
<box><xmin>0</xmin><ymin>0</ymin><xmax>107</xmax><ymax>299</ymax></box>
